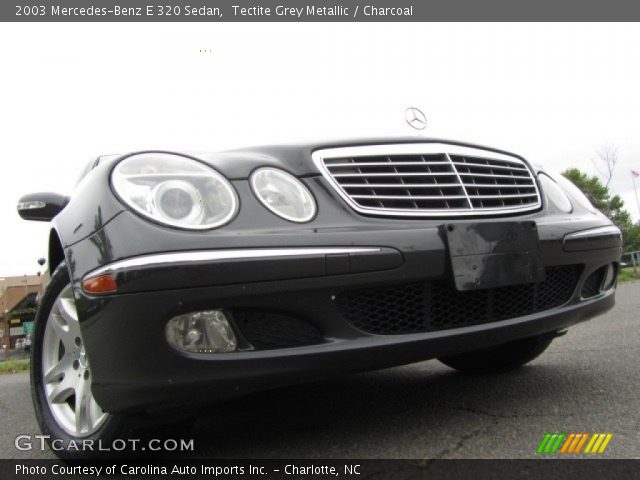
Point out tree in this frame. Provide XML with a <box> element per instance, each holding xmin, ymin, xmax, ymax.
<box><xmin>592</xmin><ymin>143</ymin><xmax>619</xmax><ymax>187</ymax></box>
<box><xmin>562</xmin><ymin>168</ymin><xmax>640</xmax><ymax>251</ymax></box>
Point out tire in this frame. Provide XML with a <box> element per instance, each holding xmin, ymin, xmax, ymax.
<box><xmin>438</xmin><ymin>334</ymin><xmax>555</xmax><ymax>374</ymax></box>
<box><xmin>31</xmin><ymin>263</ymin><xmax>128</xmax><ymax>459</ymax></box>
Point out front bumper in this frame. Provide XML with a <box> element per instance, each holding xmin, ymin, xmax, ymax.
<box><xmin>72</xmin><ymin>212</ymin><xmax>622</xmax><ymax>414</ymax></box>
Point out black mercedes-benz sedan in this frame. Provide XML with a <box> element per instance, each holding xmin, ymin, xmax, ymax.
<box><xmin>18</xmin><ymin>139</ymin><xmax>622</xmax><ymax>456</ymax></box>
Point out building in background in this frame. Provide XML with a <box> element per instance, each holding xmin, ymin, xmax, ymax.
<box><xmin>0</xmin><ymin>275</ymin><xmax>43</xmax><ymax>351</ymax></box>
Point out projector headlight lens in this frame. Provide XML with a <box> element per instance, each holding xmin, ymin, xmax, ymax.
<box><xmin>148</xmin><ymin>180</ymin><xmax>204</xmax><ymax>225</ymax></box>
<box><xmin>112</xmin><ymin>153</ymin><xmax>239</xmax><ymax>229</ymax></box>
<box><xmin>250</xmin><ymin>168</ymin><xmax>316</xmax><ymax>223</ymax></box>
<box><xmin>538</xmin><ymin>173</ymin><xmax>573</xmax><ymax>213</ymax></box>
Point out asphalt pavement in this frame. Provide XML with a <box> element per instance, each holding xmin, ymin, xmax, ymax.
<box><xmin>1</xmin><ymin>282</ymin><xmax>638</xmax><ymax>459</ymax></box>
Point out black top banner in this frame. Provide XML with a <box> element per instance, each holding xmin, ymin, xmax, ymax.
<box><xmin>3</xmin><ymin>0</ymin><xmax>640</xmax><ymax>21</ymax></box>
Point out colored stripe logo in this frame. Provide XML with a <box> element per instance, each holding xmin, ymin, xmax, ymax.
<box><xmin>537</xmin><ymin>433</ymin><xmax>613</xmax><ymax>454</ymax></box>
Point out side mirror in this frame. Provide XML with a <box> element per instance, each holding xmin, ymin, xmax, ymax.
<box><xmin>17</xmin><ymin>192</ymin><xmax>69</xmax><ymax>222</ymax></box>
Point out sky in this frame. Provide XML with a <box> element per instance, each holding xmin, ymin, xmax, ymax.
<box><xmin>1</xmin><ymin>22</ymin><xmax>640</xmax><ymax>276</ymax></box>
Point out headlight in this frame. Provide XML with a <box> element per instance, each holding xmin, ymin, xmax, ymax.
<box><xmin>250</xmin><ymin>168</ymin><xmax>316</xmax><ymax>223</ymax></box>
<box><xmin>112</xmin><ymin>153</ymin><xmax>239</xmax><ymax>229</ymax></box>
<box><xmin>555</xmin><ymin>174</ymin><xmax>598</xmax><ymax>214</ymax></box>
<box><xmin>538</xmin><ymin>173</ymin><xmax>572</xmax><ymax>213</ymax></box>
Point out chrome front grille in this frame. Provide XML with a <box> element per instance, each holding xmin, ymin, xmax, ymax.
<box><xmin>312</xmin><ymin>144</ymin><xmax>541</xmax><ymax>217</ymax></box>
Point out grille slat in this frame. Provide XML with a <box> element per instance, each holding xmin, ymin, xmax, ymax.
<box><xmin>465</xmin><ymin>184</ymin><xmax>537</xmax><ymax>189</ymax></box>
<box><xmin>336</xmin><ymin>265</ymin><xmax>581</xmax><ymax>335</ymax></box>
<box><xmin>315</xmin><ymin>144</ymin><xmax>541</xmax><ymax>216</ymax></box>
<box><xmin>332</xmin><ymin>172</ymin><xmax>458</xmax><ymax>177</ymax></box>
<box><xmin>328</xmin><ymin>161</ymin><xmax>450</xmax><ymax>167</ymax></box>
<box><xmin>341</xmin><ymin>183</ymin><xmax>463</xmax><ymax>188</ymax></box>
<box><xmin>468</xmin><ymin>193</ymin><xmax>539</xmax><ymax>199</ymax></box>
<box><xmin>457</xmin><ymin>172</ymin><xmax>532</xmax><ymax>179</ymax></box>
<box><xmin>452</xmin><ymin>162</ymin><xmax>528</xmax><ymax>172</ymax></box>
<box><xmin>352</xmin><ymin>195</ymin><xmax>468</xmax><ymax>200</ymax></box>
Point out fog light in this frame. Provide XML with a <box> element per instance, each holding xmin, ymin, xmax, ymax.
<box><xmin>165</xmin><ymin>310</ymin><xmax>237</xmax><ymax>353</ymax></box>
<box><xmin>602</xmin><ymin>263</ymin><xmax>616</xmax><ymax>291</ymax></box>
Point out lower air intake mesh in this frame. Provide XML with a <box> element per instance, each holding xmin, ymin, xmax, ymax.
<box><xmin>336</xmin><ymin>265</ymin><xmax>581</xmax><ymax>335</ymax></box>
<box><xmin>233</xmin><ymin>311</ymin><xmax>322</xmax><ymax>349</ymax></box>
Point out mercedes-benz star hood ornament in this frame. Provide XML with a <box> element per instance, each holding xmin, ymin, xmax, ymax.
<box><xmin>405</xmin><ymin>107</ymin><xmax>427</xmax><ymax>131</ymax></box>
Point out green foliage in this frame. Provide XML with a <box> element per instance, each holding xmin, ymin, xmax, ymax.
<box><xmin>0</xmin><ymin>359</ymin><xmax>30</xmax><ymax>374</ymax></box>
<box><xmin>618</xmin><ymin>267</ymin><xmax>640</xmax><ymax>283</ymax></box>
<box><xmin>562</xmin><ymin>168</ymin><xmax>640</xmax><ymax>251</ymax></box>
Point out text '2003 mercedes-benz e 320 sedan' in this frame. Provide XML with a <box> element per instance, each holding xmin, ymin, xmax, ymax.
<box><xmin>18</xmin><ymin>140</ymin><xmax>621</xmax><ymax>457</ymax></box>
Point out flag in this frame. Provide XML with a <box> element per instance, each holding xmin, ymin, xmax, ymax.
<box><xmin>632</xmin><ymin>170</ymin><xmax>640</xmax><ymax>178</ymax></box>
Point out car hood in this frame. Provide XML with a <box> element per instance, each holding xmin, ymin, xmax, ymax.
<box><xmin>102</xmin><ymin>138</ymin><xmax>527</xmax><ymax>179</ymax></box>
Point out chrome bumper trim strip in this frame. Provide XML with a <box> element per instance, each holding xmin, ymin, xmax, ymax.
<box><xmin>564</xmin><ymin>225</ymin><xmax>622</xmax><ymax>242</ymax></box>
<box><xmin>85</xmin><ymin>247</ymin><xmax>381</xmax><ymax>279</ymax></box>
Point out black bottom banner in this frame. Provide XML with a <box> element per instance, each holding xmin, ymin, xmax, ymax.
<box><xmin>3</xmin><ymin>459</ymin><xmax>639</xmax><ymax>480</ymax></box>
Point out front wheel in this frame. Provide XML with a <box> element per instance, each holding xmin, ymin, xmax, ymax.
<box><xmin>31</xmin><ymin>263</ymin><xmax>127</xmax><ymax>458</ymax></box>
<box><xmin>438</xmin><ymin>334</ymin><xmax>555</xmax><ymax>374</ymax></box>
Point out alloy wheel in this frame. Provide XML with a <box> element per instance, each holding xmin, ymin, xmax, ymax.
<box><xmin>41</xmin><ymin>284</ymin><xmax>108</xmax><ymax>437</ymax></box>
